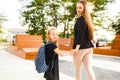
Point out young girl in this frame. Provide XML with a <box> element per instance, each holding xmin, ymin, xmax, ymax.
<box><xmin>44</xmin><ymin>27</ymin><xmax>73</xmax><ymax>80</ymax></box>
<box><xmin>72</xmin><ymin>0</ymin><xmax>96</xmax><ymax>80</ymax></box>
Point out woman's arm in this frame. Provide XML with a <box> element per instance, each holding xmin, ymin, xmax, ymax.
<box><xmin>54</xmin><ymin>48</ymin><xmax>74</xmax><ymax>57</ymax></box>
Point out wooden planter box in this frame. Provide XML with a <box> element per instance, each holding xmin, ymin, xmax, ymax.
<box><xmin>8</xmin><ymin>34</ymin><xmax>42</xmax><ymax>60</ymax></box>
<box><xmin>93</xmin><ymin>34</ymin><xmax>120</xmax><ymax>57</ymax></box>
<box><xmin>58</xmin><ymin>38</ymin><xmax>74</xmax><ymax>50</ymax></box>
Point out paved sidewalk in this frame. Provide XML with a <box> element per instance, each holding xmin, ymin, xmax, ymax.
<box><xmin>59</xmin><ymin>51</ymin><xmax>120</xmax><ymax>80</ymax></box>
<box><xmin>0</xmin><ymin>45</ymin><xmax>120</xmax><ymax>80</ymax></box>
<box><xmin>0</xmin><ymin>46</ymin><xmax>74</xmax><ymax>80</ymax></box>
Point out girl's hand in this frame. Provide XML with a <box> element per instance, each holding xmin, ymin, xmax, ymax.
<box><xmin>69</xmin><ymin>50</ymin><xmax>75</xmax><ymax>55</ymax></box>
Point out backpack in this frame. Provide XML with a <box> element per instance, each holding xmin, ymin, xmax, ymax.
<box><xmin>35</xmin><ymin>42</ymin><xmax>51</xmax><ymax>73</ymax></box>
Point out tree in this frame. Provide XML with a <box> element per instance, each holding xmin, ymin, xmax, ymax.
<box><xmin>87</xmin><ymin>0</ymin><xmax>115</xmax><ymax>26</ymax></box>
<box><xmin>21</xmin><ymin>0</ymin><xmax>50</xmax><ymax>42</ymax></box>
<box><xmin>111</xmin><ymin>12</ymin><xmax>120</xmax><ymax>34</ymax></box>
<box><xmin>0</xmin><ymin>14</ymin><xmax>7</xmax><ymax>33</ymax></box>
<box><xmin>20</xmin><ymin>0</ymin><xmax>115</xmax><ymax>40</ymax></box>
<box><xmin>88</xmin><ymin>0</ymin><xmax>114</xmax><ymax>11</ymax></box>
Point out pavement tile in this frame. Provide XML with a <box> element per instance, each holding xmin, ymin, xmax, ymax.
<box><xmin>1</xmin><ymin>45</ymin><xmax>120</xmax><ymax>80</ymax></box>
<box><xmin>0</xmin><ymin>46</ymin><xmax>74</xmax><ymax>80</ymax></box>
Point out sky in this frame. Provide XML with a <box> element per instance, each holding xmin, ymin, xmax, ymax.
<box><xmin>0</xmin><ymin>0</ymin><xmax>120</xmax><ymax>29</ymax></box>
<box><xmin>0</xmin><ymin>0</ymin><xmax>22</xmax><ymax>28</ymax></box>
<box><xmin>107</xmin><ymin>0</ymin><xmax>120</xmax><ymax>18</ymax></box>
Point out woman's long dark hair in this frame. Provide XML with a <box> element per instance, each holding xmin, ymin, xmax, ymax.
<box><xmin>78</xmin><ymin>0</ymin><xmax>94</xmax><ymax>40</ymax></box>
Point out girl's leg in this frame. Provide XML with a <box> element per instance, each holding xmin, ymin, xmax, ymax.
<box><xmin>73</xmin><ymin>50</ymin><xmax>86</xmax><ymax>80</ymax></box>
<box><xmin>83</xmin><ymin>48</ymin><xmax>95</xmax><ymax>80</ymax></box>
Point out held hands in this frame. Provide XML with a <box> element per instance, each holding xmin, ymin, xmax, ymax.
<box><xmin>74</xmin><ymin>48</ymin><xmax>79</xmax><ymax>54</ymax></box>
<box><xmin>74</xmin><ymin>45</ymin><xmax>80</xmax><ymax>54</ymax></box>
<box><xmin>69</xmin><ymin>48</ymin><xmax>79</xmax><ymax>55</ymax></box>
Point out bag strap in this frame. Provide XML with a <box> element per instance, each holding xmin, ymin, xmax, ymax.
<box><xmin>48</xmin><ymin>53</ymin><xmax>56</xmax><ymax>71</ymax></box>
<box><xmin>45</xmin><ymin>42</ymin><xmax>56</xmax><ymax>71</ymax></box>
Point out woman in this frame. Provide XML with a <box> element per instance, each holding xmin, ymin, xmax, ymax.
<box><xmin>44</xmin><ymin>27</ymin><xmax>73</xmax><ymax>80</ymax></box>
<box><xmin>72</xmin><ymin>0</ymin><xmax>96</xmax><ymax>80</ymax></box>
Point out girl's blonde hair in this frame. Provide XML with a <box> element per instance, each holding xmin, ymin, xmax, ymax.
<box><xmin>46</xmin><ymin>27</ymin><xmax>57</xmax><ymax>42</ymax></box>
<box><xmin>78</xmin><ymin>0</ymin><xmax>94</xmax><ymax>40</ymax></box>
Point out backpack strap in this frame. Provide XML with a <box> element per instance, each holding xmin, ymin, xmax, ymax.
<box><xmin>45</xmin><ymin>42</ymin><xmax>57</xmax><ymax>71</ymax></box>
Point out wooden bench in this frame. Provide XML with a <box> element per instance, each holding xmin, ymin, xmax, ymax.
<box><xmin>93</xmin><ymin>35</ymin><xmax>120</xmax><ymax>57</ymax></box>
<box><xmin>8</xmin><ymin>34</ymin><xmax>42</xmax><ymax>59</ymax></box>
<box><xmin>58</xmin><ymin>38</ymin><xmax>74</xmax><ymax>50</ymax></box>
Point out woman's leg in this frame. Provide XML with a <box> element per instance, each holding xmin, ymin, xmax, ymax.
<box><xmin>73</xmin><ymin>50</ymin><xmax>86</xmax><ymax>80</ymax></box>
<box><xmin>83</xmin><ymin>48</ymin><xmax>95</xmax><ymax>80</ymax></box>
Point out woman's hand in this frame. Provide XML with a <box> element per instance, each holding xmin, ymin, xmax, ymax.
<box><xmin>74</xmin><ymin>44</ymin><xmax>80</xmax><ymax>54</ymax></box>
<box><xmin>74</xmin><ymin>48</ymin><xmax>79</xmax><ymax>54</ymax></box>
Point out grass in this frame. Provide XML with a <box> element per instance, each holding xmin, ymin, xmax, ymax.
<box><xmin>0</xmin><ymin>41</ymin><xmax>10</xmax><ymax>46</ymax></box>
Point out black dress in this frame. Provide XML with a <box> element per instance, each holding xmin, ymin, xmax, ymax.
<box><xmin>44</xmin><ymin>42</ymin><xmax>59</xmax><ymax>80</ymax></box>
